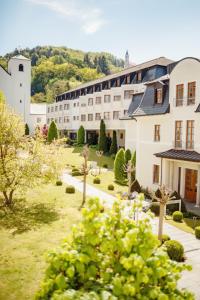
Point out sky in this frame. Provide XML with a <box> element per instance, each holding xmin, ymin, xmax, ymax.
<box><xmin>1</xmin><ymin>0</ymin><xmax>200</xmax><ymax>63</ymax></box>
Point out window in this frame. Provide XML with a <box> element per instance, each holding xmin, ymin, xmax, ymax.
<box><xmin>55</xmin><ymin>106</ymin><xmax>58</xmax><ymax>112</ymax></box>
<box><xmin>104</xmin><ymin>95</ymin><xmax>111</xmax><ymax>103</ymax></box>
<box><xmin>55</xmin><ymin>118</ymin><xmax>58</xmax><ymax>123</ymax></box>
<box><xmin>176</xmin><ymin>84</ymin><xmax>184</xmax><ymax>106</ymax></box>
<box><xmin>47</xmin><ymin>107</ymin><xmax>50</xmax><ymax>113</ymax></box>
<box><xmin>73</xmin><ymin>116</ymin><xmax>76</xmax><ymax>121</ymax></box>
<box><xmin>186</xmin><ymin>120</ymin><xmax>194</xmax><ymax>150</ymax></box>
<box><xmin>95</xmin><ymin>113</ymin><xmax>101</xmax><ymax>120</ymax></box>
<box><xmin>88</xmin><ymin>98</ymin><xmax>93</xmax><ymax>106</ymax></box>
<box><xmin>77</xmin><ymin>116</ymin><xmax>79</xmax><ymax>120</ymax></box>
<box><xmin>81</xmin><ymin>103</ymin><xmax>86</xmax><ymax>107</ymax></box>
<box><xmin>126</xmin><ymin>75</ymin><xmax>131</xmax><ymax>84</ymax></box>
<box><xmin>59</xmin><ymin>105</ymin><xmax>62</xmax><ymax>111</ymax></box>
<box><xmin>153</xmin><ymin>165</ymin><xmax>159</xmax><ymax>184</ymax></box>
<box><xmin>96</xmin><ymin>97</ymin><xmax>101</xmax><ymax>104</ymax></box>
<box><xmin>104</xmin><ymin>112</ymin><xmax>110</xmax><ymax>120</ymax></box>
<box><xmin>88</xmin><ymin>114</ymin><xmax>93</xmax><ymax>121</ymax></box>
<box><xmin>124</xmin><ymin>90</ymin><xmax>134</xmax><ymax>99</ymax></box>
<box><xmin>74</xmin><ymin>103</ymin><xmax>76</xmax><ymax>107</ymax></box>
<box><xmin>81</xmin><ymin>114</ymin><xmax>86</xmax><ymax>122</ymax></box>
<box><xmin>120</xmin><ymin>133</ymin><xmax>123</xmax><ymax>139</ymax></box>
<box><xmin>124</xmin><ymin>110</ymin><xmax>128</xmax><ymax>115</ymax></box>
<box><xmin>175</xmin><ymin>121</ymin><xmax>182</xmax><ymax>148</ymax></box>
<box><xmin>113</xmin><ymin>111</ymin><xmax>120</xmax><ymax>120</ymax></box>
<box><xmin>114</xmin><ymin>95</ymin><xmax>121</xmax><ymax>101</ymax></box>
<box><xmin>154</xmin><ymin>125</ymin><xmax>160</xmax><ymax>142</ymax></box>
<box><xmin>187</xmin><ymin>82</ymin><xmax>196</xmax><ymax>105</ymax></box>
<box><xmin>137</xmin><ymin>71</ymin><xmax>142</xmax><ymax>81</ymax></box>
<box><xmin>20</xmin><ymin>99</ymin><xmax>22</xmax><ymax>103</ymax></box>
<box><xmin>47</xmin><ymin>118</ymin><xmax>50</xmax><ymax>124</ymax></box>
<box><xmin>19</xmin><ymin>64</ymin><xmax>24</xmax><ymax>72</ymax></box>
<box><xmin>64</xmin><ymin>103</ymin><xmax>69</xmax><ymax>110</ymax></box>
<box><xmin>155</xmin><ymin>88</ymin><xmax>163</xmax><ymax>104</ymax></box>
<box><xmin>37</xmin><ymin>117</ymin><xmax>41</xmax><ymax>123</ymax></box>
<box><xmin>59</xmin><ymin>117</ymin><xmax>62</xmax><ymax>123</ymax></box>
<box><xmin>51</xmin><ymin>107</ymin><xmax>54</xmax><ymax>112</ymax></box>
<box><xmin>64</xmin><ymin>116</ymin><xmax>70</xmax><ymax>123</ymax></box>
<box><xmin>20</xmin><ymin>83</ymin><xmax>22</xmax><ymax>87</ymax></box>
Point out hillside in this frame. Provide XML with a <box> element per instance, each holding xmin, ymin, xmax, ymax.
<box><xmin>0</xmin><ymin>46</ymin><xmax>124</xmax><ymax>103</ymax></box>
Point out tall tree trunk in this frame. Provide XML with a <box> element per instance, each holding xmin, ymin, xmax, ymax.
<box><xmin>3</xmin><ymin>190</ymin><xmax>14</xmax><ymax>207</ymax></box>
<box><xmin>158</xmin><ymin>203</ymin><xmax>165</xmax><ymax>241</ymax></box>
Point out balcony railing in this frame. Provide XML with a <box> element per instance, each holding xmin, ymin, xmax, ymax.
<box><xmin>174</xmin><ymin>140</ymin><xmax>194</xmax><ymax>150</ymax></box>
<box><xmin>173</xmin><ymin>97</ymin><xmax>196</xmax><ymax>107</ymax></box>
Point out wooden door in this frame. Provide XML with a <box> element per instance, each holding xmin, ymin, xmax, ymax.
<box><xmin>185</xmin><ymin>169</ymin><xmax>197</xmax><ymax>203</ymax></box>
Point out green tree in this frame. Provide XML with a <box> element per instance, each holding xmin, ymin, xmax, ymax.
<box><xmin>114</xmin><ymin>148</ymin><xmax>126</xmax><ymax>183</ymax></box>
<box><xmin>125</xmin><ymin>148</ymin><xmax>132</xmax><ymax>164</ymax></box>
<box><xmin>47</xmin><ymin>120</ymin><xmax>58</xmax><ymax>143</ymax></box>
<box><xmin>25</xmin><ymin>123</ymin><xmax>29</xmax><ymax>135</ymax></box>
<box><xmin>131</xmin><ymin>150</ymin><xmax>136</xmax><ymax>182</ymax></box>
<box><xmin>98</xmin><ymin>119</ymin><xmax>107</xmax><ymax>153</ymax></box>
<box><xmin>36</xmin><ymin>198</ymin><xmax>193</xmax><ymax>300</ymax></box>
<box><xmin>0</xmin><ymin>90</ymin><xmax>5</xmax><ymax>104</ymax></box>
<box><xmin>109</xmin><ymin>130</ymin><xmax>118</xmax><ymax>154</ymax></box>
<box><xmin>77</xmin><ymin>125</ymin><xmax>85</xmax><ymax>145</ymax></box>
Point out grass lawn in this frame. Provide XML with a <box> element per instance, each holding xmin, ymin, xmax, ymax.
<box><xmin>0</xmin><ymin>184</ymin><xmax>84</xmax><ymax>300</ymax></box>
<box><xmin>166</xmin><ymin>216</ymin><xmax>200</xmax><ymax>234</ymax></box>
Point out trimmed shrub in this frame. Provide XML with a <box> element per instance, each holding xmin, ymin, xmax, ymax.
<box><xmin>56</xmin><ymin>180</ymin><xmax>63</xmax><ymax>186</ymax></box>
<box><xmin>114</xmin><ymin>148</ymin><xmax>126</xmax><ymax>183</ymax></box>
<box><xmin>195</xmin><ymin>226</ymin><xmax>200</xmax><ymax>239</ymax></box>
<box><xmin>131</xmin><ymin>151</ymin><xmax>136</xmax><ymax>182</ymax></box>
<box><xmin>161</xmin><ymin>234</ymin><xmax>171</xmax><ymax>244</ymax></box>
<box><xmin>125</xmin><ymin>148</ymin><xmax>132</xmax><ymax>164</ymax></box>
<box><xmin>77</xmin><ymin>125</ymin><xmax>85</xmax><ymax>145</ymax></box>
<box><xmin>172</xmin><ymin>211</ymin><xmax>183</xmax><ymax>222</ymax></box>
<box><xmin>102</xmin><ymin>163</ymin><xmax>108</xmax><ymax>168</ymax></box>
<box><xmin>164</xmin><ymin>240</ymin><xmax>184</xmax><ymax>262</ymax></box>
<box><xmin>108</xmin><ymin>184</ymin><xmax>114</xmax><ymax>191</ymax></box>
<box><xmin>98</xmin><ymin>119</ymin><xmax>107</xmax><ymax>153</ymax></box>
<box><xmin>150</xmin><ymin>202</ymin><xmax>160</xmax><ymax>216</ymax></box>
<box><xmin>131</xmin><ymin>179</ymin><xmax>141</xmax><ymax>193</ymax></box>
<box><xmin>71</xmin><ymin>171</ymin><xmax>82</xmax><ymax>176</ymax></box>
<box><xmin>25</xmin><ymin>123</ymin><xmax>29</xmax><ymax>135</ymax></box>
<box><xmin>65</xmin><ymin>185</ymin><xmax>75</xmax><ymax>194</ymax></box>
<box><xmin>47</xmin><ymin>120</ymin><xmax>58</xmax><ymax>143</ymax></box>
<box><xmin>93</xmin><ymin>177</ymin><xmax>101</xmax><ymax>184</ymax></box>
<box><xmin>109</xmin><ymin>130</ymin><xmax>118</xmax><ymax>155</ymax></box>
<box><xmin>72</xmin><ymin>168</ymin><xmax>79</xmax><ymax>172</ymax></box>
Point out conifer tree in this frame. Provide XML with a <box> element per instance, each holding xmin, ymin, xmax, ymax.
<box><xmin>114</xmin><ymin>148</ymin><xmax>126</xmax><ymax>183</ymax></box>
<box><xmin>98</xmin><ymin>119</ymin><xmax>107</xmax><ymax>153</ymax></box>
<box><xmin>109</xmin><ymin>130</ymin><xmax>118</xmax><ymax>154</ymax></box>
<box><xmin>47</xmin><ymin>120</ymin><xmax>58</xmax><ymax>143</ymax></box>
<box><xmin>77</xmin><ymin>125</ymin><xmax>85</xmax><ymax>145</ymax></box>
<box><xmin>25</xmin><ymin>123</ymin><xmax>30</xmax><ymax>135</ymax></box>
<box><xmin>125</xmin><ymin>148</ymin><xmax>132</xmax><ymax>164</ymax></box>
<box><xmin>131</xmin><ymin>151</ymin><xmax>136</xmax><ymax>182</ymax></box>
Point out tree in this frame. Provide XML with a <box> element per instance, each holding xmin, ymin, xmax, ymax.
<box><xmin>98</xmin><ymin>119</ymin><xmax>107</xmax><ymax>153</ymax></box>
<box><xmin>77</xmin><ymin>125</ymin><xmax>85</xmax><ymax>145</ymax></box>
<box><xmin>36</xmin><ymin>198</ymin><xmax>193</xmax><ymax>300</ymax></box>
<box><xmin>25</xmin><ymin>123</ymin><xmax>29</xmax><ymax>135</ymax></box>
<box><xmin>131</xmin><ymin>150</ymin><xmax>136</xmax><ymax>182</ymax></box>
<box><xmin>125</xmin><ymin>148</ymin><xmax>132</xmax><ymax>164</ymax></box>
<box><xmin>0</xmin><ymin>90</ymin><xmax>5</xmax><ymax>104</ymax></box>
<box><xmin>114</xmin><ymin>148</ymin><xmax>126</xmax><ymax>183</ymax></box>
<box><xmin>80</xmin><ymin>145</ymin><xmax>89</xmax><ymax>209</ymax></box>
<box><xmin>0</xmin><ymin>103</ymin><xmax>61</xmax><ymax>207</ymax></box>
<box><xmin>47</xmin><ymin>120</ymin><xmax>58</xmax><ymax>143</ymax></box>
<box><xmin>109</xmin><ymin>130</ymin><xmax>118</xmax><ymax>154</ymax></box>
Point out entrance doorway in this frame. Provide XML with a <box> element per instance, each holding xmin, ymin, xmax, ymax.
<box><xmin>185</xmin><ymin>169</ymin><xmax>197</xmax><ymax>203</ymax></box>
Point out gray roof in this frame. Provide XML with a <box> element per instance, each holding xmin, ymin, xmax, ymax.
<box><xmin>195</xmin><ymin>104</ymin><xmax>200</xmax><ymax>112</ymax></box>
<box><xmin>128</xmin><ymin>93</ymin><xmax>143</xmax><ymax>115</ymax></box>
<box><xmin>155</xmin><ymin>149</ymin><xmax>200</xmax><ymax>163</ymax></box>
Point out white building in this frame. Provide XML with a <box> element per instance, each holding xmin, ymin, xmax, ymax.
<box><xmin>47</xmin><ymin>56</ymin><xmax>200</xmax><ymax>207</ymax></box>
<box><xmin>0</xmin><ymin>54</ymin><xmax>46</xmax><ymax>132</ymax></box>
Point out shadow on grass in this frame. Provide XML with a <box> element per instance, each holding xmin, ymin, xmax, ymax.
<box><xmin>184</xmin><ymin>218</ymin><xmax>200</xmax><ymax>230</ymax></box>
<box><xmin>0</xmin><ymin>199</ymin><xmax>59</xmax><ymax>235</ymax></box>
<box><xmin>72</xmin><ymin>147</ymin><xmax>82</xmax><ymax>154</ymax></box>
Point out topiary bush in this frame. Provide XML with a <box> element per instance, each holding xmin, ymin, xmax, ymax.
<box><xmin>172</xmin><ymin>211</ymin><xmax>183</xmax><ymax>222</ymax></box>
<box><xmin>25</xmin><ymin>123</ymin><xmax>29</xmax><ymax>135</ymax></box>
<box><xmin>109</xmin><ymin>130</ymin><xmax>118</xmax><ymax>155</ymax></box>
<box><xmin>98</xmin><ymin>119</ymin><xmax>107</xmax><ymax>153</ymax></box>
<box><xmin>195</xmin><ymin>226</ymin><xmax>200</xmax><ymax>239</ymax></box>
<box><xmin>102</xmin><ymin>163</ymin><xmax>108</xmax><ymax>169</ymax></box>
<box><xmin>71</xmin><ymin>171</ymin><xmax>82</xmax><ymax>176</ymax></box>
<box><xmin>65</xmin><ymin>185</ymin><xmax>75</xmax><ymax>194</ymax></box>
<box><xmin>93</xmin><ymin>177</ymin><xmax>101</xmax><ymax>184</ymax></box>
<box><xmin>150</xmin><ymin>202</ymin><xmax>160</xmax><ymax>216</ymax></box>
<box><xmin>164</xmin><ymin>240</ymin><xmax>184</xmax><ymax>262</ymax></box>
<box><xmin>47</xmin><ymin>120</ymin><xmax>58</xmax><ymax>143</ymax></box>
<box><xmin>125</xmin><ymin>148</ymin><xmax>132</xmax><ymax>164</ymax></box>
<box><xmin>114</xmin><ymin>148</ymin><xmax>126</xmax><ymax>183</ymax></box>
<box><xmin>77</xmin><ymin>125</ymin><xmax>85</xmax><ymax>145</ymax></box>
<box><xmin>36</xmin><ymin>198</ymin><xmax>193</xmax><ymax>300</ymax></box>
<box><xmin>108</xmin><ymin>184</ymin><xmax>114</xmax><ymax>191</ymax></box>
<box><xmin>56</xmin><ymin>180</ymin><xmax>63</xmax><ymax>186</ymax></box>
<box><xmin>72</xmin><ymin>167</ymin><xmax>79</xmax><ymax>172</ymax></box>
<box><xmin>161</xmin><ymin>234</ymin><xmax>171</xmax><ymax>244</ymax></box>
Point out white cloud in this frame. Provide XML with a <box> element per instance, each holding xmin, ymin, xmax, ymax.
<box><xmin>27</xmin><ymin>0</ymin><xmax>106</xmax><ymax>34</ymax></box>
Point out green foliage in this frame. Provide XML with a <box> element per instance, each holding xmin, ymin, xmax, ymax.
<box><xmin>125</xmin><ymin>148</ymin><xmax>132</xmax><ymax>164</ymax></box>
<box><xmin>195</xmin><ymin>226</ymin><xmax>200</xmax><ymax>239</ymax></box>
<box><xmin>93</xmin><ymin>177</ymin><xmax>101</xmax><ymax>184</ymax></box>
<box><xmin>56</xmin><ymin>180</ymin><xmax>63</xmax><ymax>186</ymax></box>
<box><xmin>77</xmin><ymin>126</ymin><xmax>85</xmax><ymax>145</ymax></box>
<box><xmin>164</xmin><ymin>240</ymin><xmax>184</xmax><ymax>262</ymax></box>
<box><xmin>173</xmin><ymin>211</ymin><xmax>183</xmax><ymax>222</ymax></box>
<box><xmin>71</xmin><ymin>170</ymin><xmax>82</xmax><ymax>176</ymax></box>
<box><xmin>0</xmin><ymin>90</ymin><xmax>5</xmax><ymax>104</ymax></box>
<box><xmin>98</xmin><ymin>120</ymin><xmax>107</xmax><ymax>153</ymax></box>
<box><xmin>65</xmin><ymin>185</ymin><xmax>75</xmax><ymax>194</ymax></box>
<box><xmin>150</xmin><ymin>202</ymin><xmax>160</xmax><ymax>216</ymax></box>
<box><xmin>108</xmin><ymin>184</ymin><xmax>114</xmax><ymax>191</ymax></box>
<box><xmin>36</xmin><ymin>198</ymin><xmax>193</xmax><ymax>299</ymax></box>
<box><xmin>114</xmin><ymin>149</ymin><xmax>126</xmax><ymax>183</ymax></box>
<box><xmin>109</xmin><ymin>130</ymin><xmax>118</xmax><ymax>155</ymax></box>
<box><xmin>47</xmin><ymin>121</ymin><xmax>58</xmax><ymax>143</ymax></box>
<box><xmin>131</xmin><ymin>179</ymin><xmax>141</xmax><ymax>193</ymax></box>
<box><xmin>25</xmin><ymin>123</ymin><xmax>29</xmax><ymax>135</ymax></box>
<box><xmin>131</xmin><ymin>151</ymin><xmax>136</xmax><ymax>182</ymax></box>
<box><xmin>161</xmin><ymin>234</ymin><xmax>171</xmax><ymax>244</ymax></box>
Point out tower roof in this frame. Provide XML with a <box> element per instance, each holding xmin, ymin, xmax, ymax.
<box><xmin>11</xmin><ymin>55</ymin><xmax>30</xmax><ymax>61</ymax></box>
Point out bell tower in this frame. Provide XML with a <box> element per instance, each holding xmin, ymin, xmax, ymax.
<box><xmin>125</xmin><ymin>50</ymin><xmax>130</xmax><ymax>68</ymax></box>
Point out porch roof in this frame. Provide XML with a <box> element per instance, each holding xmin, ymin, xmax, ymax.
<box><xmin>154</xmin><ymin>149</ymin><xmax>200</xmax><ymax>163</ymax></box>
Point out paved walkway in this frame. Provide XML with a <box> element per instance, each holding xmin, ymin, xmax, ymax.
<box><xmin>62</xmin><ymin>172</ymin><xmax>200</xmax><ymax>299</ymax></box>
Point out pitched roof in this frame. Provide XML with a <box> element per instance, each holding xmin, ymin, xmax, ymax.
<box><xmin>12</xmin><ymin>55</ymin><xmax>30</xmax><ymax>61</ymax></box>
<box><xmin>195</xmin><ymin>104</ymin><xmax>200</xmax><ymax>112</ymax></box>
<box><xmin>155</xmin><ymin>149</ymin><xmax>200</xmax><ymax>163</ymax></box>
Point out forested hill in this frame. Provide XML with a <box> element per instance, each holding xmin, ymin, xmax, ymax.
<box><xmin>0</xmin><ymin>46</ymin><xmax>124</xmax><ymax>103</ymax></box>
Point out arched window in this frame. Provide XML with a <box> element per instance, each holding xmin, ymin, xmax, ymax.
<box><xmin>19</xmin><ymin>64</ymin><xmax>24</xmax><ymax>72</ymax></box>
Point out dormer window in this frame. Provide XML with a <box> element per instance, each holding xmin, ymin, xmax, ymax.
<box><xmin>137</xmin><ymin>71</ymin><xmax>142</xmax><ymax>82</ymax></box>
<box><xmin>19</xmin><ymin>64</ymin><xmax>24</xmax><ymax>72</ymax></box>
<box><xmin>155</xmin><ymin>88</ymin><xmax>163</xmax><ymax>104</ymax></box>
